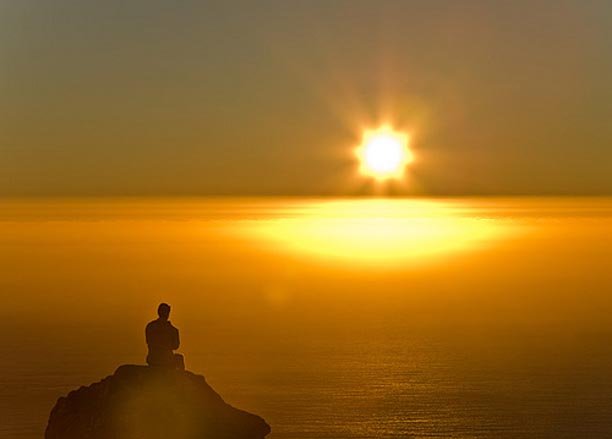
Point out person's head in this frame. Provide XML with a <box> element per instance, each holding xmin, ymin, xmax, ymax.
<box><xmin>157</xmin><ymin>303</ymin><xmax>171</xmax><ymax>320</ymax></box>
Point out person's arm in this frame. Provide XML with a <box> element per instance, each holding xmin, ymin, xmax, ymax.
<box><xmin>171</xmin><ymin>326</ymin><xmax>180</xmax><ymax>350</ymax></box>
<box><xmin>145</xmin><ymin>322</ymin><xmax>152</xmax><ymax>347</ymax></box>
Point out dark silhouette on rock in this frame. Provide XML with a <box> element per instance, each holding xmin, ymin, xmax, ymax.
<box><xmin>45</xmin><ymin>364</ymin><xmax>271</xmax><ymax>438</ymax></box>
<box><xmin>146</xmin><ymin>303</ymin><xmax>184</xmax><ymax>370</ymax></box>
<box><xmin>46</xmin><ymin>304</ymin><xmax>269</xmax><ymax>438</ymax></box>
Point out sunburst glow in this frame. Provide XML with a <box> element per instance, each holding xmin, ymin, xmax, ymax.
<box><xmin>233</xmin><ymin>200</ymin><xmax>515</xmax><ymax>267</ymax></box>
<box><xmin>356</xmin><ymin>126</ymin><xmax>413</xmax><ymax>179</ymax></box>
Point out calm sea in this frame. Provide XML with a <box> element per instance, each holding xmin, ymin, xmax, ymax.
<box><xmin>2</xmin><ymin>197</ymin><xmax>612</xmax><ymax>438</ymax></box>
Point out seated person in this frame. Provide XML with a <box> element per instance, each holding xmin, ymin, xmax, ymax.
<box><xmin>146</xmin><ymin>303</ymin><xmax>185</xmax><ymax>370</ymax></box>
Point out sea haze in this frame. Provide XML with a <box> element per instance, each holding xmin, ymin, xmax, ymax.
<box><xmin>1</xmin><ymin>197</ymin><xmax>612</xmax><ymax>438</ymax></box>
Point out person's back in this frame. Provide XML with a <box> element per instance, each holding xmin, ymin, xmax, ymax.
<box><xmin>146</xmin><ymin>303</ymin><xmax>184</xmax><ymax>370</ymax></box>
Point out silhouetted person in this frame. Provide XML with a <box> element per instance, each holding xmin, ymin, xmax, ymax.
<box><xmin>146</xmin><ymin>303</ymin><xmax>185</xmax><ymax>370</ymax></box>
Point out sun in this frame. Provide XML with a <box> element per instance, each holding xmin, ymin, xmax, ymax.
<box><xmin>356</xmin><ymin>126</ymin><xmax>413</xmax><ymax>179</ymax></box>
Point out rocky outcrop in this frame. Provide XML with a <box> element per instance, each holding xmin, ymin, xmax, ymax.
<box><xmin>45</xmin><ymin>365</ymin><xmax>270</xmax><ymax>439</ymax></box>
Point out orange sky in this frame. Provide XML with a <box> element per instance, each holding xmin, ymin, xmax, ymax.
<box><xmin>1</xmin><ymin>0</ymin><xmax>611</xmax><ymax>196</ymax></box>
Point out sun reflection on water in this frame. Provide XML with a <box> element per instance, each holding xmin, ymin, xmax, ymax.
<box><xmin>235</xmin><ymin>199</ymin><xmax>516</xmax><ymax>267</ymax></box>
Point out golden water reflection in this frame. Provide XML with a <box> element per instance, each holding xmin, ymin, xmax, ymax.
<box><xmin>236</xmin><ymin>199</ymin><xmax>517</xmax><ymax>266</ymax></box>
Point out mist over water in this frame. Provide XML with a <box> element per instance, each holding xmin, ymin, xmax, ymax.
<box><xmin>2</xmin><ymin>197</ymin><xmax>612</xmax><ymax>438</ymax></box>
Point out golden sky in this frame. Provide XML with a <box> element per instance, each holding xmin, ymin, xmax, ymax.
<box><xmin>1</xmin><ymin>0</ymin><xmax>611</xmax><ymax>196</ymax></box>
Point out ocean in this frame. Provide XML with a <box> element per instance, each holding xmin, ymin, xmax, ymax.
<box><xmin>2</xmin><ymin>197</ymin><xmax>612</xmax><ymax>438</ymax></box>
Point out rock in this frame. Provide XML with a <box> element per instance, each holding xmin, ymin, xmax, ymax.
<box><xmin>45</xmin><ymin>365</ymin><xmax>271</xmax><ymax>439</ymax></box>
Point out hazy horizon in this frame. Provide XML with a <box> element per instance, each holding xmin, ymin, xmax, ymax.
<box><xmin>4</xmin><ymin>196</ymin><xmax>612</xmax><ymax>438</ymax></box>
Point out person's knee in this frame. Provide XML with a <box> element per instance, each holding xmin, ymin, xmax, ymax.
<box><xmin>174</xmin><ymin>354</ymin><xmax>185</xmax><ymax>370</ymax></box>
